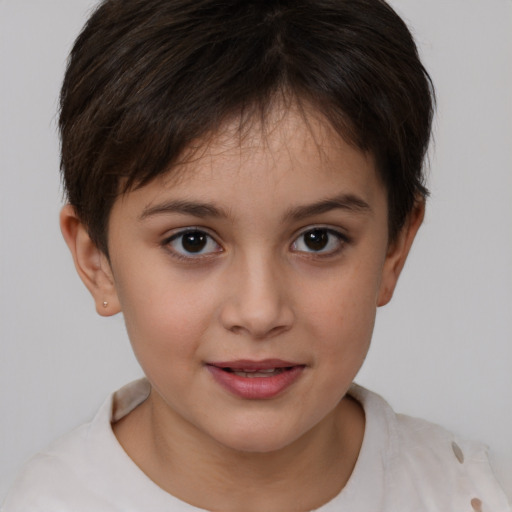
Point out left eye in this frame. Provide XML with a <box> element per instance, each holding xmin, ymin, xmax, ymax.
<box><xmin>291</xmin><ymin>228</ymin><xmax>345</xmax><ymax>254</ymax></box>
<box><xmin>166</xmin><ymin>230</ymin><xmax>222</xmax><ymax>257</ymax></box>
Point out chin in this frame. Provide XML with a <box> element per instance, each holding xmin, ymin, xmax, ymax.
<box><xmin>211</xmin><ymin>420</ymin><xmax>305</xmax><ymax>455</ymax></box>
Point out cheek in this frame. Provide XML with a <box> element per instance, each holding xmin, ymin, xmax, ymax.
<box><xmin>299</xmin><ymin>258</ymin><xmax>382</xmax><ymax>358</ymax></box>
<box><xmin>114</xmin><ymin>266</ymin><xmax>217</xmax><ymax>368</ymax></box>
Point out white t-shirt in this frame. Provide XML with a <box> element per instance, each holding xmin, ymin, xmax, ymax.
<box><xmin>2</xmin><ymin>379</ymin><xmax>511</xmax><ymax>511</ymax></box>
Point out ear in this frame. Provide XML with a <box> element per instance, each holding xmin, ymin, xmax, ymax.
<box><xmin>60</xmin><ymin>204</ymin><xmax>121</xmax><ymax>316</ymax></box>
<box><xmin>377</xmin><ymin>200</ymin><xmax>425</xmax><ymax>307</ymax></box>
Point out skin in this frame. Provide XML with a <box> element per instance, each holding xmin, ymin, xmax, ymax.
<box><xmin>61</xmin><ymin>107</ymin><xmax>424</xmax><ymax>511</ymax></box>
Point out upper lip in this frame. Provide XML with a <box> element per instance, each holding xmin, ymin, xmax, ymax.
<box><xmin>207</xmin><ymin>359</ymin><xmax>302</xmax><ymax>370</ymax></box>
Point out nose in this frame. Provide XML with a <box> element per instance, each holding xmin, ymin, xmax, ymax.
<box><xmin>219</xmin><ymin>253</ymin><xmax>294</xmax><ymax>340</ymax></box>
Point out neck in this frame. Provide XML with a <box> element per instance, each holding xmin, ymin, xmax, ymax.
<box><xmin>114</xmin><ymin>392</ymin><xmax>365</xmax><ymax>512</ymax></box>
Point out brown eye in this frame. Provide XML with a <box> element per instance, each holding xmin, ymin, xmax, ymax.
<box><xmin>181</xmin><ymin>231</ymin><xmax>207</xmax><ymax>252</ymax></box>
<box><xmin>292</xmin><ymin>228</ymin><xmax>345</xmax><ymax>255</ymax></box>
<box><xmin>166</xmin><ymin>229</ymin><xmax>222</xmax><ymax>258</ymax></box>
<box><xmin>304</xmin><ymin>229</ymin><xmax>329</xmax><ymax>251</ymax></box>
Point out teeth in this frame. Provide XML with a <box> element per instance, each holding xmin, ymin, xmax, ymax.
<box><xmin>232</xmin><ymin>368</ymin><xmax>286</xmax><ymax>378</ymax></box>
<box><xmin>242</xmin><ymin>368</ymin><xmax>275</xmax><ymax>373</ymax></box>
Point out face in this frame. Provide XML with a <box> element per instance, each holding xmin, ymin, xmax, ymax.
<box><xmin>97</xmin><ymin>109</ymin><xmax>409</xmax><ymax>453</ymax></box>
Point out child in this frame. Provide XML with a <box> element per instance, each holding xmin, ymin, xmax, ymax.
<box><xmin>2</xmin><ymin>0</ymin><xmax>510</xmax><ymax>510</ymax></box>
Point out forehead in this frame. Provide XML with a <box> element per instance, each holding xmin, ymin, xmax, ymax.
<box><xmin>117</xmin><ymin>106</ymin><xmax>386</xmax><ymax>221</ymax></box>
<box><xmin>160</xmin><ymin>107</ymin><xmax>377</xmax><ymax>190</ymax></box>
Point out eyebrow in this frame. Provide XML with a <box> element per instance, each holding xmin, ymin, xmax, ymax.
<box><xmin>139</xmin><ymin>200</ymin><xmax>229</xmax><ymax>221</ymax></box>
<box><xmin>283</xmin><ymin>193</ymin><xmax>372</xmax><ymax>222</ymax></box>
<box><xmin>138</xmin><ymin>193</ymin><xmax>372</xmax><ymax>222</ymax></box>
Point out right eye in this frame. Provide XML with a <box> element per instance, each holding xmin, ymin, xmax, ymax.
<box><xmin>291</xmin><ymin>227</ymin><xmax>346</xmax><ymax>256</ymax></box>
<box><xmin>164</xmin><ymin>229</ymin><xmax>222</xmax><ymax>258</ymax></box>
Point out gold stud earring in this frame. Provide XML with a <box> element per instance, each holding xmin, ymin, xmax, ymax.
<box><xmin>102</xmin><ymin>301</ymin><xmax>108</xmax><ymax>308</ymax></box>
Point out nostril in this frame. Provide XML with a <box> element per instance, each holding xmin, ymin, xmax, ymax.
<box><xmin>228</xmin><ymin>325</ymin><xmax>243</xmax><ymax>335</ymax></box>
<box><xmin>266</xmin><ymin>324</ymin><xmax>292</xmax><ymax>338</ymax></box>
<box><xmin>227</xmin><ymin>323</ymin><xmax>290</xmax><ymax>339</ymax></box>
<box><xmin>218</xmin><ymin>275</ymin><xmax>295</xmax><ymax>338</ymax></box>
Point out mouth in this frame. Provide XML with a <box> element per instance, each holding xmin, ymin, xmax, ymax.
<box><xmin>206</xmin><ymin>359</ymin><xmax>305</xmax><ymax>399</ymax></box>
<box><xmin>219</xmin><ymin>367</ymin><xmax>292</xmax><ymax>378</ymax></box>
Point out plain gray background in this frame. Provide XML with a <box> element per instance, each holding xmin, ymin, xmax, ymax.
<box><xmin>1</xmin><ymin>0</ymin><xmax>511</xmax><ymax>500</ymax></box>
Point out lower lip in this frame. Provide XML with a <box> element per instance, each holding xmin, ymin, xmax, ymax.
<box><xmin>206</xmin><ymin>365</ymin><xmax>305</xmax><ymax>399</ymax></box>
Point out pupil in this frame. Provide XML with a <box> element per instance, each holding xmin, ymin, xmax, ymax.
<box><xmin>182</xmin><ymin>232</ymin><xmax>207</xmax><ymax>253</ymax></box>
<box><xmin>305</xmin><ymin>230</ymin><xmax>328</xmax><ymax>251</ymax></box>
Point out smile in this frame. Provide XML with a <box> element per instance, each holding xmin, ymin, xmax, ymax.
<box><xmin>224</xmin><ymin>367</ymin><xmax>288</xmax><ymax>378</ymax></box>
<box><xmin>206</xmin><ymin>360</ymin><xmax>305</xmax><ymax>399</ymax></box>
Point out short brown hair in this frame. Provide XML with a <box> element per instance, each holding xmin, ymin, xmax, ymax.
<box><xmin>60</xmin><ymin>0</ymin><xmax>434</xmax><ymax>254</ymax></box>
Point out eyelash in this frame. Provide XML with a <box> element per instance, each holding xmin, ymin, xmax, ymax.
<box><xmin>162</xmin><ymin>226</ymin><xmax>349</xmax><ymax>262</ymax></box>
<box><xmin>162</xmin><ymin>228</ymin><xmax>222</xmax><ymax>261</ymax></box>
<box><xmin>290</xmin><ymin>227</ymin><xmax>348</xmax><ymax>257</ymax></box>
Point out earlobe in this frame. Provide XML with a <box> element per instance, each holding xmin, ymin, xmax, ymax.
<box><xmin>377</xmin><ymin>200</ymin><xmax>425</xmax><ymax>307</ymax></box>
<box><xmin>59</xmin><ymin>205</ymin><xmax>121</xmax><ymax>316</ymax></box>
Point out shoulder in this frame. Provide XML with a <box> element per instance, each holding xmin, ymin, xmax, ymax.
<box><xmin>1</xmin><ymin>423</ymin><xmax>106</xmax><ymax>511</ymax></box>
<box><xmin>1</xmin><ymin>379</ymin><xmax>155</xmax><ymax>512</ymax></box>
<box><xmin>395</xmin><ymin>413</ymin><xmax>508</xmax><ymax>505</ymax></box>
<box><xmin>350</xmin><ymin>385</ymin><xmax>512</xmax><ymax>511</ymax></box>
